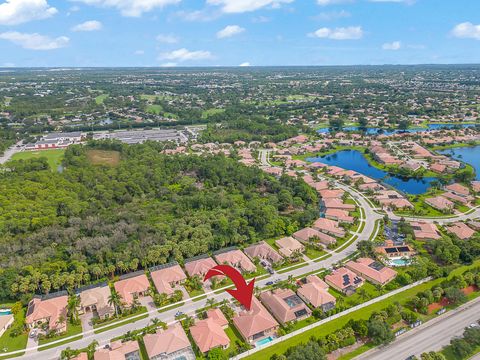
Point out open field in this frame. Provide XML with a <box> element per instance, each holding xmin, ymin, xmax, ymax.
<box><xmin>10</xmin><ymin>149</ymin><xmax>65</xmax><ymax>170</ymax></box>
<box><xmin>95</xmin><ymin>94</ymin><xmax>109</xmax><ymax>105</ymax></box>
<box><xmin>86</xmin><ymin>149</ymin><xmax>121</xmax><ymax>166</ymax></box>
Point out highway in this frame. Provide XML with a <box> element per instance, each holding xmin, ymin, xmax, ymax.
<box><xmin>10</xmin><ymin>170</ymin><xmax>381</xmax><ymax>360</ymax></box>
<box><xmin>356</xmin><ymin>297</ymin><xmax>480</xmax><ymax>360</ymax></box>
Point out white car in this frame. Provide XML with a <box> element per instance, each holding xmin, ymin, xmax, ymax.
<box><xmin>29</xmin><ymin>329</ymin><xmax>37</xmax><ymax>338</ymax></box>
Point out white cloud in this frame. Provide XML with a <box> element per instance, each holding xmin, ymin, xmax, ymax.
<box><xmin>382</xmin><ymin>40</ymin><xmax>401</xmax><ymax>50</ymax></box>
<box><xmin>0</xmin><ymin>0</ymin><xmax>57</xmax><ymax>25</ymax></box>
<box><xmin>156</xmin><ymin>33</ymin><xmax>179</xmax><ymax>43</ymax></box>
<box><xmin>312</xmin><ymin>10</ymin><xmax>351</xmax><ymax>21</ymax></box>
<box><xmin>216</xmin><ymin>25</ymin><xmax>245</xmax><ymax>39</ymax></box>
<box><xmin>73</xmin><ymin>0</ymin><xmax>180</xmax><ymax>17</ymax></box>
<box><xmin>309</xmin><ymin>26</ymin><xmax>363</xmax><ymax>40</ymax></box>
<box><xmin>160</xmin><ymin>62</ymin><xmax>177</xmax><ymax>67</ymax></box>
<box><xmin>316</xmin><ymin>0</ymin><xmax>353</xmax><ymax>5</ymax></box>
<box><xmin>0</xmin><ymin>31</ymin><xmax>69</xmax><ymax>50</ymax></box>
<box><xmin>451</xmin><ymin>22</ymin><xmax>480</xmax><ymax>40</ymax></box>
<box><xmin>252</xmin><ymin>15</ymin><xmax>270</xmax><ymax>23</ymax></box>
<box><xmin>134</xmin><ymin>50</ymin><xmax>145</xmax><ymax>55</ymax></box>
<box><xmin>71</xmin><ymin>20</ymin><xmax>103</xmax><ymax>32</ymax></box>
<box><xmin>239</xmin><ymin>62</ymin><xmax>251</xmax><ymax>66</ymax></box>
<box><xmin>207</xmin><ymin>0</ymin><xmax>294</xmax><ymax>13</ymax></box>
<box><xmin>159</xmin><ymin>48</ymin><xmax>213</xmax><ymax>62</ymax></box>
<box><xmin>173</xmin><ymin>9</ymin><xmax>220</xmax><ymax>22</ymax></box>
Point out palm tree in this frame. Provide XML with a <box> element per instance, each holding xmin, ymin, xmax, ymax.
<box><xmin>67</xmin><ymin>295</ymin><xmax>80</xmax><ymax>323</ymax></box>
<box><xmin>108</xmin><ymin>288</ymin><xmax>122</xmax><ymax>317</ymax></box>
<box><xmin>357</xmin><ymin>288</ymin><xmax>369</xmax><ymax>302</ymax></box>
<box><xmin>86</xmin><ymin>340</ymin><xmax>98</xmax><ymax>358</ymax></box>
<box><xmin>206</xmin><ymin>298</ymin><xmax>216</xmax><ymax>309</ymax></box>
<box><xmin>182</xmin><ymin>315</ymin><xmax>194</xmax><ymax>330</ymax></box>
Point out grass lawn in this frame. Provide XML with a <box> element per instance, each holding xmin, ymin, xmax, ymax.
<box><xmin>225</xmin><ymin>325</ymin><xmax>249</xmax><ymax>357</ymax></box>
<box><xmin>95</xmin><ymin>94</ymin><xmax>108</xmax><ymax>105</ymax></box>
<box><xmin>337</xmin><ymin>343</ymin><xmax>375</xmax><ymax>360</ymax></box>
<box><xmin>304</xmin><ymin>246</ymin><xmax>326</xmax><ymax>260</ymax></box>
<box><xmin>38</xmin><ymin>322</ymin><xmax>82</xmax><ymax>348</ymax></box>
<box><xmin>86</xmin><ymin>149</ymin><xmax>121</xmax><ymax>166</ymax></box>
<box><xmin>0</xmin><ymin>308</ymin><xmax>28</xmax><ymax>358</ymax></box>
<box><xmin>93</xmin><ymin>307</ymin><xmax>148</xmax><ymax>333</ymax></box>
<box><xmin>158</xmin><ymin>302</ymin><xmax>184</xmax><ymax>313</ymax></box>
<box><xmin>146</xmin><ymin>104</ymin><xmax>162</xmax><ymax>114</ymax></box>
<box><xmin>329</xmin><ymin>282</ymin><xmax>380</xmax><ymax>308</ymax></box>
<box><xmin>277</xmin><ymin>261</ymin><xmax>308</xmax><ymax>274</ymax></box>
<box><xmin>201</xmin><ymin>108</ymin><xmax>225</xmax><ymax>119</ymax></box>
<box><xmin>10</xmin><ymin>149</ymin><xmax>65</xmax><ymax>170</ymax></box>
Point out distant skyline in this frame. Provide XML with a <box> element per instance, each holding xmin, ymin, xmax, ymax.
<box><xmin>0</xmin><ymin>0</ymin><xmax>479</xmax><ymax>67</ymax></box>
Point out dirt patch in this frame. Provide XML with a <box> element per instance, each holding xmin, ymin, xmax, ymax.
<box><xmin>462</xmin><ymin>285</ymin><xmax>478</xmax><ymax>295</ymax></box>
<box><xmin>327</xmin><ymin>341</ymin><xmax>364</xmax><ymax>360</ymax></box>
<box><xmin>427</xmin><ymin>297</ymin><xmax>450</xmax><ymax>314</ymax></box>
<box><xmin>86</xmin><ymin>150</ymin><xmax>121</xmax><ymax>166</ymax></box>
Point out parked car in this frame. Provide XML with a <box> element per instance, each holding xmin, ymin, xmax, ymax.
<box><xmin>266</xmin><ymin>281</ymin><xmax>273</xmax><ymax>286</ymax></box>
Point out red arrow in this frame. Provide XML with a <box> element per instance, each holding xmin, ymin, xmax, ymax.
<box><xmin>204</xmin><ymin>264</ymin><xmax>255</xmax><ymax>310</ymax></box>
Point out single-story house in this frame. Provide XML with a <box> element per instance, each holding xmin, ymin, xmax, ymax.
<box><xmin>425</xmin><ymin>196</ymin><xmax>454</xmax><ymax>211</ymax></box>
<box><xmin>232</xmin><ymin>297</ymin><xmax>279</xmax><ymax>345</ymax></box>
<box><xmin>214</xmin><ymin>249</ymin><xmax>257</xmax><ymax>273</ymax></box>
<box><xmin>114</xmin><ymin>272</ymin><xmax>151</xmax><ymax>308</ymax></box>
<box><xmin>94</xmin><ymin>340</ymin><xmax>140</xmax><ymax>360</ymax></box>
<box><xmin>445</xmin><ymin>183</ymin><xmax>470</xmax><ymax>197</ymax></box>
<box><xmin>143</xmin><ymin>323</ymin><xmax>195</xmax><ymax>360</ymax></box>
<box><xmin>184</xmin><ymin>257</ymin><xmax>217</xmax><ymax>278</ymax></box>
<box><xmin>150</xmin><ymin>263</ymin><xmax>187</xmax><ymax>296</ymax></box>
<box><xmin>313</xmin><ymin>218</ymin><xmax>346</xmax><ymax>238</ymax></box>
<box><xmin>26</xmin><ymin>292</ymin><xmax>68</xmax><ymax>334</ymax></box>
<box><xmin>190</xmin><ymin>313</ymin><xmax>230</xmax><ymax>354</ymax></box>
<box><xmin>275</xmin><ymin>237</ymin><xmax>305</xmax><ymax>258</ymax></box>
<box><xmin>345</xmin><ymin>258</ymin><xmax>397</xmax><ymax>286</ymax></box>
<box><xmin>244</xmin><ymin>241</ymin><xmax>283</xmax><ymax>264</ymax></box>
<box><xmin>324</xmin><ymin>208</ymin><xmax>354</xmax><ymax>224</ymax></box>
<box><xmin>325</xmin><ymin>268</ymin><xmax>364</xmax><ymax>296</ymax></box>
<box><xmin>446</xmin><ymin>222</ymin><xmax>475</xmax><ymax>240</ymax></box>
<box><xmin>259</xmin><ymin>288</ymin><xmax>311</xmax><ymax>325</ymax></box>
<box><xmin>411</xmin><ymin>222</ymin><xmax>441</xmax><ymax>240</ymax></box>
<box><xmin>375</xmin><ymin>240</ymin><xmax>415</xmax><ymax>259</ymax></box>
<box><xmin>78</xmin><ymin>283</ymin><xmax>114</xmax><ymax>319</ymax></box>
<box><xmin>297</xmin><ymin>275</ymin><xmax>336</xmax><ymax>312</ymax></box>
<box><xmin>293</xmin><ymin>227</ymin><xmax>336</xmax><ymax>246</ymax></box>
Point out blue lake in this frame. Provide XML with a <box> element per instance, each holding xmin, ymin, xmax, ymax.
<box><xmin>439</xmin><ymin>145</ymin><xmax>480</xmax><ymax>180</ymax></box>
<box><xmin>317</xmin><ymin>123</ymin><xmax>477</xmax><ymax>135</ymax></box>
<box><xmin>306</xmin><ymin>150</ymin><xmax>436</xmax><ymax>194</ymax></box>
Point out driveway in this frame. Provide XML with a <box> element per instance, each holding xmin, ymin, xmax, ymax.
<box><xmin>80</xmin><ymin>312</ymin><xmax>94</xmax><ymax>332</ymax></box>
<box><xmin>139</xmin><ymin>296</ymin><xmax>156</xmax><ymax>312</ymax></box>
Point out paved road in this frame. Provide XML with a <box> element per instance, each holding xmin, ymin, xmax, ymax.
<box><xmin>258</xmin><ymin>149</ymin><xmax>272</xmax><ymax>167</ymax></box>
<box><xmin>11</xmin><ymin>174</ymin><xmax>381</xmax><ymax>360</ymax></box>
<box><xmin>356</xmin><ymin>297</ymin><xmax>480</xmax><ymax>360</ymax></box>
<box><xmin>387</xmin><ymin>206</ymin><xmax>480</xmax><ymax>225</ymax></box>
<box><xmin>0</xmin><ymin>141</ymin><xmax>23</xmax><ymax>164</ymax></box>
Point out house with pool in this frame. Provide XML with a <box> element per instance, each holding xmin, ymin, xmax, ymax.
<box><xmin>375</xmin><ymin>240</ymin><xmax>415</xmax><ymax>267</ymax></box>
<box><xmin>233</xmin><ymin>297</ymin><xmax>279</xmax><ymax>347</ymax></box>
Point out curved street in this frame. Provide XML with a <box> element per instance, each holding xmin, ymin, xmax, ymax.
<box><xmin>9</xmin><ymin>175</ymin><xmax>381</xmax><ymax>360</ymax></box>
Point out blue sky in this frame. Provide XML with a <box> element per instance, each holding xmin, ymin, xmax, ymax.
<box><xmin>0</xmin><ymin>0</ymin><xmax>479</xmax><ymax>67</ymax></box>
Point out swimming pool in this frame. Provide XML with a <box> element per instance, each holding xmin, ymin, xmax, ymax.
<box><xmin>255</xmin><ymin>336</ymin><xmax>275</xmax><ymax>347</ymax></box>
<box><xmin>0</xmin><ymin>309</ymin><xmax>12</xmax><ymax>315</ymax></box>
<box><xmin>389</xmin><ymin>258</ymin><xmax>411</xmax><ymax>267</ymax></box>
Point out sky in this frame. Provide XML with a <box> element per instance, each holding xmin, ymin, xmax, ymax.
<box><xmin>0</xmin><ymin>0</ymin><xmax>479</xmax><ymax>67</ymax></box>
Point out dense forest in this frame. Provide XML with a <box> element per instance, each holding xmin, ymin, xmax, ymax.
<box><xmin>0</xmin><ymin>141</ymin><xmax>319</xmax><ymax>302</ymax></box>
